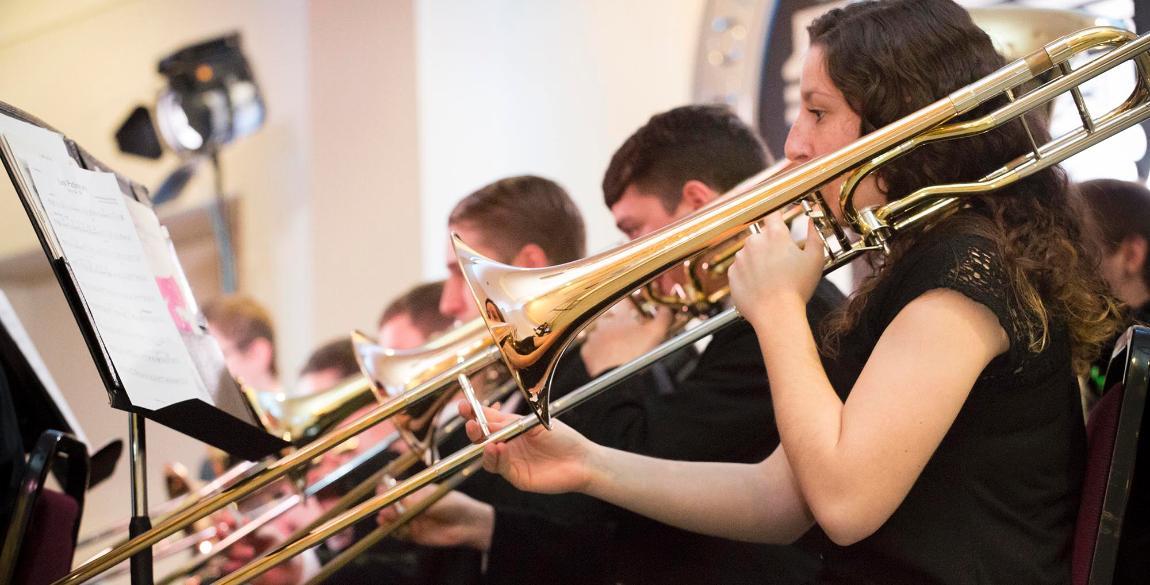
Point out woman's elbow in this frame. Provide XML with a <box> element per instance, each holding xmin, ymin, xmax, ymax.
<box><xmin>811</xmin><ymin>500</ymin><xmax>885</xmax><ymax>546</ymax></box>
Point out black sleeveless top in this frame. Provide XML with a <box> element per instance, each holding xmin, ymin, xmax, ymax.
<box><xmin>818</xmin><ymin>229</ymin><xmax>1085</xmax><ymax>585</ymax></box>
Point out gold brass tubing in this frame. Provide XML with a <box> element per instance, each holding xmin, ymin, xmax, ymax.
<box><xmin>1044</xmin><ymin>27</ymin><xmax>1136</xmax><ymax>67</ymax></box>
<box><xmin>890</xmin><ymin>99</ymin><xmax>1150</xmax><ymax>236</ymax></box>
<box><xmin>103</xmin><ymin>524</ymin><xmax>220</xmax><ymax>583</ymax></box>
<box><xmin>214</xmin><ymin>309</ymin><xmax>744</xmax><ymax>585</ymax></box>
<box><xmin>51</xmin><ymin>345</ymin><xmax>500</xmax><ymax>585</ymax></box>
<box><xmin>840</xmin><ymin>114</ymin><xmax>999</xmax><ymax>230</ymax></box>
<box><xmin>284</xmin><ymin>449</ymin><xmax>421</xmax><ymax>543</ymax></box>
<box><xmin>155</xmin><ymin>378</ymin><xmax>515</xmax><ymax>584</ymax></box>
<box><xmin>869</xmin><ymin>29</ymin><xmax>1150</xmax><ymax>229</ymax></box>
<box><xmin>236</xmin><ymin>380</ymin><xmax>518</xmax><ymax>579</ymax></box>
<box><xmin>77</xmin><ymin>459</ymin><xmax>264</xmax><ymax>549</ymax></box>
<box><xmin>153</xmin><ymin>450</ymin><xmax>422</xmax><ymax>585</ymax></box>
<box><xmin>153</xmin><ymin>495</ymin><xmax>302</xmax><ymax>585</ymax></box>
<box><xmin>303</xmin><ymin>461</ymin><xmax>483</xmax><ymax>585</ymax></box>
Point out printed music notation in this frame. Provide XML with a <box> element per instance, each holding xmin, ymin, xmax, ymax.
<box><xmin>24</xmin><ymin>159</ymin><xmax>212</xmax><ymax>409</ymax></box>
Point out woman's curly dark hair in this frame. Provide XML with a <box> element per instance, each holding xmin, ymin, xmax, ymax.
<box><xmin>812</xmin><ymin>0</ymin><xmax>1120</xmax><ymax>373</ymax></box>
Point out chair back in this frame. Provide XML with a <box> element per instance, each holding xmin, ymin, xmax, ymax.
<box><xmin>1072</xmin><ymin>325</ymin><xmax>1150</xmax><ymax>585</ymax></box>
<box><xmin>0</xmin><ymin>430</ymin><xmax>88</xmax><ymax>585</ymax></box>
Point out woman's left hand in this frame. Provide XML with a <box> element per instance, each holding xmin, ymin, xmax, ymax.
<box><xmin>728</xmin><ymin>213</ymin><xmax>825</xmax><ymax>327</ymax></box>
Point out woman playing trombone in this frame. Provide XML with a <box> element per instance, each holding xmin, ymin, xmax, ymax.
<box><xmin>460</xmin><ymin>0</ymin><xmax>1120</xmax><ymax>583</ymax></box>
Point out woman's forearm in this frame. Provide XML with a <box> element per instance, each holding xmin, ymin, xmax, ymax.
<box><xmin>581</xmin><ymin>443</ymin><xmax>813</xmax><ymax>544</ymax></box>
<box><xmin>752</xmin><ymin>296</ymin><xmax>849</xmax><ymax>511</ymax></box>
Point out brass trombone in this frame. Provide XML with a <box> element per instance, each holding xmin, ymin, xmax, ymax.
<box><xmin>54</xmin><ymin>321</ymin><xmax>502</xmax><ymax>584</ymax></box>
<box><xmin>210</xmin><ymin>26</ymin><xmax>1150</xmax><ymax>584</ymax></box>
<box><xmin>162</xmin><ymin>375</ymin><xmax>517</xmax><ymax>584</ymax></box>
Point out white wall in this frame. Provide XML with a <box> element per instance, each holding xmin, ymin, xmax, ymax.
<box><xmin>416</xmin><ymin>0</ymin><xmax>708</xmax><ymax>274</ymax></box>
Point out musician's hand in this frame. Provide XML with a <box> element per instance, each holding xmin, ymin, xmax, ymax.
<box><xmin>729</xmin><ymin>214</ymin><xmax>824</xmax><ymax>328</ymax></box>
<box><xmin>377</xmin><ymin>485</ymin><xmax>495</xmax><ymax>551</ymax></box>
<box><xmin>460</xmin><ymin>400</ymin><xmax>595</xmax><ymax>494</ymax></box>
<box><xmin>581</xmin><ymin>303</ymin><xmax>673</xmax><ymax>377</ymax></box>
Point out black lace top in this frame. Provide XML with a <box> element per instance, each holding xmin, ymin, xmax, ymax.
<box><xmin>819</xmin><ymin>227</ymin><xmax>1085</xmax><ymax>585</ymax></box>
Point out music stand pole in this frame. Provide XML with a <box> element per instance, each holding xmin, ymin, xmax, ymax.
<box><xmin>128</xmin><ymin>412</ymin><xmax>154</xmax><ymax>585</ymax></box>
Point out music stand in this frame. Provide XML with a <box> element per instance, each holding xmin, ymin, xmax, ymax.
<box><xmin>0</xmin><ymin>100</ymin><xmax>287</xmax><ymax>584</ymax></box>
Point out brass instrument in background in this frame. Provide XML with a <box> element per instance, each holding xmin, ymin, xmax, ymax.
<box><xmin>245</xmin><ymin>377</ymin><xmax>381</xmax><ymax>446</ymax></box>
<box><xmin>55</xmin><ymin>319</ymin><xmax>503</xmax><ymax>584</ymax></box>
<box><xmin>208</xmin><ymin>26</ymin><xmax>1150</xmax><ymax>584</ymax></box>
<box><xmin>139</xmin><ymin>324</ymin><xmax>511</xmax><ymax>584</ymax></box>
<box><xmin>641</xmin><ymin>158</ymin><xmax>798</xmax><ymax>316</ymax></box>
<box><xmin>243</xmin><ymin>295</ymin><xmax>670</xmax><ymax>581</ymax></box>
<box><xmin>354</xmin><ymin>318</ymin><xmax>501</xmax><ymax>464</ymax></box>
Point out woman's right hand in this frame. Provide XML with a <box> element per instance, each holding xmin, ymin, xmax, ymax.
<box><xmin>460</xmin><ymin>400</ymin><xmax>596</xmax><ymax>494</ymax></box>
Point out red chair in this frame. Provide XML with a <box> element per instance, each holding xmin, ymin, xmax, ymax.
<box><xmin>0</xmin><ymin>430</ymin><xmax>89</xmax><ymax>585</ymax></box>
<box><xmin>1073</xmin><ymin>325</ymin><xmax>1149</xmax><ymax>585</ymax></box>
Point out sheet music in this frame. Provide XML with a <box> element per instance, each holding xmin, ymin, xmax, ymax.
<box><xmin>0</xmin><ymin>118</ymin><xmax>76</xmax><ymax>258</ymax></box>
<box><xmin>0</xmin><ymin>115</ymin><xmax>73</xmax><ymax>167</ymax></box>
<box><xmin>25</xmin><ymin>160</ymin><xmax>212</xmax><ymax>409</ymax></box>
<box><xmin>0</xmin><ymin>289</ymin><xmax>90</xmax><ymax>447</ymax></box>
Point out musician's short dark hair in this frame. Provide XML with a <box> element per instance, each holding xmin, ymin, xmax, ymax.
<box><xmin>602</xmin><ymin>104</ymin><xmax>768</xmax><ymax>212</ymax></box>
<box><xmin>377</xmin><ymin>281</ymin><xmax>455</xmax><ymax>337</ymax></box>
<box><xmin>202</xmin><ymin>294</ymin><xmax>277</xmax><ymax>375</ymax></box>
<box><xmin>1080</xmin><ymin>179</ymin><xmax>1150</xmax><ymax>288</ymax></box>
<box><xmin>299</xmin><ymin>338</ymin><xmax>360</xmax><ymax>379</ymax></box>
<box><xmin>449</xmin><ymin>175</ymin><xmax>586</xmax><ymax>264</ymax></box>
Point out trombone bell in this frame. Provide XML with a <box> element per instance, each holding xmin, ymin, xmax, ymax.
<box><xmin>244</xmin><ymin>375</ymin><xmax>381</xmax><ymax>446</ymax></box>
<box><xmin>352</xmin><ymin>319</ymin><xmax>495</xmax><ymax>462</ymax></box>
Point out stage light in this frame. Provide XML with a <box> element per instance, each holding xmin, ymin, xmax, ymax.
<box><xmin>112</xmin><ymin>32</ymin><xmax>264</xmax><ymax>293</ymax></box>
<box><xmin>153</xmin><ymin>33</ymin><xmax>265</xmax><ymax>156</ymax></box>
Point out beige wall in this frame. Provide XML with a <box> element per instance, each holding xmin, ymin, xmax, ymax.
<box><xmin>308</xmin><ymin>0</ymin><xmax>422</xmax><ymax>345</ymax></box>
<box><xmin>0</xmin><ymin>0</ymin><xmax>318</xmax><ymax>574</ymax></box>
<box><xmin>0</xmin><ymin>0</ymin><xmax>424</xmax><ymax>570</ymax></box>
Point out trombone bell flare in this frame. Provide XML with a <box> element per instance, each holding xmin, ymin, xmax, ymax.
<box><xmin>452</xmin><ymin>233</ymin><xmax>589</xmax><ymax>429</ymax></box>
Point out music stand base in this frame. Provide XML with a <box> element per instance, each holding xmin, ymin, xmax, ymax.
<box><xmin>128</xmin><ymin>515</ymin><xmax>154</xmax><ymax>585</ymax></box>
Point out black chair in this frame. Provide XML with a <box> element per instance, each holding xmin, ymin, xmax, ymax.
<box><xmin>1072</xmin><ymin>325</ymin><xmax>1150</xmax><ymax>585</ymax></box>
<box><xmin>0</xmin><ymin>430</ymin><xmax>89</xmax><ymax>585</ymax></box>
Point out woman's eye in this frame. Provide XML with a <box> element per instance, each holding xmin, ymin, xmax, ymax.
<box><xmin>808</xmin><ymin>109</ymin><xmax>825</xmax><ymax>122</ymax></box>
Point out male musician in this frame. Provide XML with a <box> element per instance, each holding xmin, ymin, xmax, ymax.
<box><xmin>378</xmin><ymin>281</ymin><xmax>455</xmax><ymax>349</ymax></box>
<box><xmin>386</xmin><ymin>105</ymin><xmax>847</xmax><ymax>584</ymax></box>
<box><xmin>201</xmin><ymin>294</ymin><xmax>280</xmax><ymax>482</ymax></box>
<box><xmin>203</xmin><ymin>294</ymin><xmax>280</xmax><ymax>394</ymax></box>
<box><xmin>413</xmin><ymin>175</ymin><xmax>598</xmax><ymax>584</ymax></box>
<box><xmin>439</xmin><ymin>175</ymin><xmax>586</xmax><ymax>322</ymax></box>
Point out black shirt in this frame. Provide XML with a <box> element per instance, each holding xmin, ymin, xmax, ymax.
<box><xmin>820</xmin><ymin>230</ymin><xmax>1084</xmax><ymax>585</ymax></box>
<box><xmin>482</xmin><ymin>279</ymin><xmax>847</xmax><ymax>585</ymax></box>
